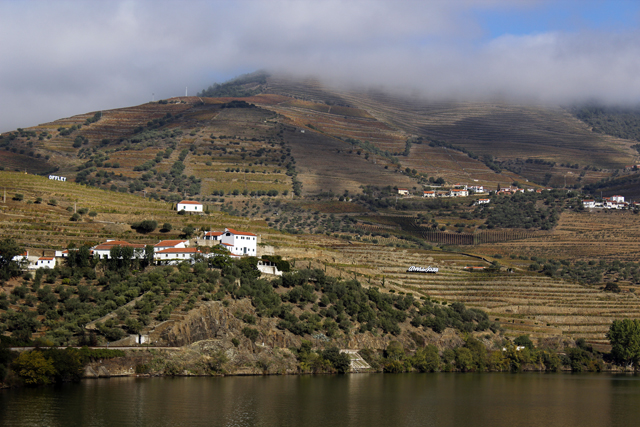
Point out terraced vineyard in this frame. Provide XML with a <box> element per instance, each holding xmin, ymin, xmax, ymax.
<box><xmin>474</xmin><ymin>210</ymin><xmax>640</xmax><ymax>262</ymax></box>
<box><xmin>0</xmin><ymin>171</ymin><xmax>275</xmax><ymax>251</ymax></box>
<box><xmin>281</xmin><ymin>241</ymin><xmax>638</xmax><ymax>347</ymax></box>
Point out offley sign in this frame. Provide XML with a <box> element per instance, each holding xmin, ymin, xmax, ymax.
<box><xmin>49</xmin><ymin>175</ymin><xmax>67</xmax><ymax>182</ymax></box>
<box><xmin>407</xmin><ymin>266</ymin><xmax>438</xmax><ymax>273</ymax></box>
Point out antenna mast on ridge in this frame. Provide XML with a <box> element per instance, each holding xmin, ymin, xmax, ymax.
<box><xmin>185</xmin><ymin>87</ymin><xmax>188</xmax><ymax>97</ymax></box>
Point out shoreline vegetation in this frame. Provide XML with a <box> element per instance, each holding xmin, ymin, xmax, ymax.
<box><xmin>2</xmin><ymin>238</ymin><xmax>640</xmax><ymax>389</ymax></box>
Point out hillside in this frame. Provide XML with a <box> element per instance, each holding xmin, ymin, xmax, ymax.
<box><xmin>2</xmin><ymin>72</ymin><xmax>639</xmax><ymax>202</ymax></box>
<box><xmin>1</xmin><ymin>172</ymin><xmax>640</xmax><ymax>349</ymax></box>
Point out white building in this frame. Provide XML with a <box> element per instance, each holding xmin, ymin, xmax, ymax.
<box><xmin>422</xmin><ymin>191</ymin><xmax>436</xmax><ymax>198</ymax></box>
<box><xmin>202</xmin><ymin>231</ymin><xmax>223</xmax><ymax>241</ymax></box>
<box><xmin>33</xmin><ymin>257</ymin><xmax>56</xmax><ymax>269</ymax></box>
<box><xmin>397</xmin><ymin>188</ymin><xmax>410</xmax><ymax>196</ymax></box>
<box><xmin>154</xmin><ymin>240</ymin><xmax>188</xmax><ymax>253</ymax></box>
<box><xmin>475</xmin><ymin>199</ymin><xmax>490</xmax><ymax>205</ymax></box>
<box><xmin>220</xmin><ymin>228</ymin><xmax>258</xmax><ymax>256</ymax></box>
<box><xmin>257</xmin><ymin>260</ymin><xmax>283</xmax><ymax>276</ymax></box>
<box><xmin>582</xmin><ymin>199</ymin><xmax>596</xmax><ymax>209</ymax></box>
<box><xmin>154</xmin><ymin>247</ymin><xmax>202</xmax><ymax>264</ymax></box>
<box><xmin>91</xmin><ymin>240</ymin><xmax>147</xmax><ymax>259</ymax></box>
<box><xmin>450</xmin><ymin>189</ymin><xmax>469</xmax><ymax>197</ymax></box>
<box><xmin>177</xmin><ymin>200</ymin><xmax>203</xmax><ymax>213</ymax></box>
<box><xmin>610</xmin><ymin>195</ymin><xmax>625</xmax><ymax>203</ymax></box>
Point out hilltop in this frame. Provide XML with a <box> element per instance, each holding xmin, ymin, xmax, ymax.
<box><xmin>2</xmin><ymin>72</ymin><xmax>640</xmax><ymax>203</ymax></box>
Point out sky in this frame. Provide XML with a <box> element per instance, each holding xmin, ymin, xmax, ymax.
<box><xmin>1</xmin><ymin>0</ymin><xmax>640</xmax><ymax>132</ymax></box>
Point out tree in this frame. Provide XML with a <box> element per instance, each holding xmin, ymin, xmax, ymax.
<box><xmin>514</xmin><ymin>335</ymin><xmax>535</xmax><ymax>350</ymax></box>
<box><xmin>321</xmin><ymin>347</ymin><xmax>351</xmax><ymax>374</ymax></box>
<box><xmin>607</xmin><ymin>319</ymin><xmax>640</xmax><ymax>367</ymax></box>
<box><xmin>161</xmin><ymin>223</ymin><xmax>172</xmax><ymax>232</ymax></box>
<box><xmin>412</xmin><ymin>345</ymin><xmax>440</xmax><ymax>372</ymax></box>
<box><xmin>132</xmin><ymin>220</ymin><xmax>157</xmax><ymax>233</ymax></box>
<box><xmin>12</xmin><ymin>350</ymin><xmax>56</xmax><ymax>385</ymax></box>
<box><xmin>182</xmin><ymin>226</ymin><xmax>195</xmax><ymax>238</ymax></box>
<box><xmin>0</xmin><ymin>238</ymin><xmax>24</xmax><ymax>281</ymax></box>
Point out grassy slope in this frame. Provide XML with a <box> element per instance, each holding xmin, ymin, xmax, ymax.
<box><xmin>1</xmin><ymin>172</ymin><xmax>640</xmax><ymax>346</ymax></box>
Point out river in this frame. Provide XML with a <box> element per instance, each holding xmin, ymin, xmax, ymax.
<box><xmin>1</xmin><ymin>373</ymin><xmax>640</xmax><ymax>426</ymax></box>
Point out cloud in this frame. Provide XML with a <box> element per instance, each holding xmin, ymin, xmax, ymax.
<box><xmin>0</xmin><ymin>0</ymin><xmax>639</xmax><ymax>132</ymax></box>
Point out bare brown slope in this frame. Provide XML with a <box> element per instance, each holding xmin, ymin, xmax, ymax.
<box><xmin>280</xmin><ymin>126</ymin><xmax>417</xmax><ymax>195</ymax></box>
<box><xmin>265</xmin><ymin>76</ymin><xmax>638</xmax><ymax>170</ymax></box>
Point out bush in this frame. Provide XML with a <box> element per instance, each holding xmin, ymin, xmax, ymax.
<box><xmin>161</xmin><ymin>223</ymin><xmax>172</xmax><ymax>232</ymax></box>
<box><xmin>132</xmin><ymin>220</ymin><xmax>158</xmax><ymax>233</ymax></box>
<box><xmin>242</xmin><ymin>327</ymin><xmax>259</xmax><ymax>342</ymax></box>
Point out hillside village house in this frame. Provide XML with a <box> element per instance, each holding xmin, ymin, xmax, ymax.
<box><xmin>154</xmin><ymin>240</ymin><xmax>189</xmax><ymax>252</ymax></box>
<box><xmin>177</xmin><ymin>200</ymin><xmax>203</xmax><ymax>213</ymax></box>
<box><xmin>582</xmin><ymin>196</ymin><xmax>630</xmax><ymax>210</ymax></box>
<box><xmin>397</xmin><ymin>188</ymin><xmax>410</xmax><ymax>196</ymax></box>
<box><xmin>33</xmin><ymin>257</ymin><xmax>56</xmax><ymax>269</ymax></box>
<box><xmin>202</xmin><ymin>231</ymin><xmax>223</xmax><ymax>241</ymax></box>
<box><xmin>475</xmin><ymin>199</ymin><xmax>490</xmax><ymax>205</ymax></box>
<box><xmin>422</xmin><ymin>191</ymin><xmax>436</xmax><ymax>198</ymax></box>
<box><xmin>219</xmin><ymin>228</ymin><xmax>258</xmax><ymax>256</ymax></box>
<box><xmin>12</xmin><ymin>251</ymin><xmax>56</xmax><ymax>270</ymax></box>
<box><xmin>91</xmin><ymin>240</ymin><xmax>147</xmax><ymax>259</ymax></box>
<box><xmin>450</xmin><ymin>188</ymin><xmax>469</xmax><ymax>197</ymax></box>
<box><xmin>468</xmin><ymin>185</ymin><xmax>486</xmax><ymax>193</ymax></box>
<box><xmin>154</xmin><ymin>247</ymin><xmax>202</xmax><ymax>264</ymax></box>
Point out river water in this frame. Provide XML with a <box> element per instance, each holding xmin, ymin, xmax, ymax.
<box><xmin>1</xmin><ymin>373</ymin><xmax>640</xmax><ymax>427</ymax></box>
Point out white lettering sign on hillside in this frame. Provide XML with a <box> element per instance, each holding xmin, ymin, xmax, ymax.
<box><xmin>49</xmin><ymin>175</ymin><xmax>66</xmax><ymax>182</ymax></box>
<box><xmin>407</xmin><ymin>266</ymin><xmax>438</xmax><ymax>273</ymax></box>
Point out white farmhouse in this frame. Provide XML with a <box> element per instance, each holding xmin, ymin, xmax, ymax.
<box><xmin>154</xmin><ymin>247</ymin><xmax>202</xmax><ymax>264</ymax></box>
<box><xmin>582</xmin><ymin>199</ymin><xmax>596</xmax><ymax>209</ymax></box>
<box><xmin>450</xmin><ymin>189</ymin><xmax>469</xmax><ymax>197</ymax></box>
<box><xmin>422</xmin><ymin>191</ymin><xmax>436</xmax><ymax>198</ymax></box>
<box><xmin>220</xmin><ymin>228</ymin><xmax>258</xmax><ymax>256</ymax></box>
<box><xmin>202</xmin><ymin>231</ymin><xmax>223</xmax><ymax>241</ymax></box>
<box><xmin>611</xmin><ymin>195</ymin><xmax>625</xmax><ymax>203</ymax></box>
<box><xmin>33</xmin><ymin>257</ymin><xmax>56</xmax><ymax>269</ymax></box>
<box><xmin>91</xmin><ymin>240</ymin><xmax>147</xmax><ymax>260</ymax></box>
<box><xmin>177</xmin><ymin>200</ymin><xmax>203</xmax><ymax>213</ymax></box>
<box><xmin>397</xmin><ymin>188</ymin><xmax>410</xmax><ymax>196</ymax></box>
<box><xmin>154</xmin><ymin>240</ymin><xmax>188</xmax><ymax>253</ymax></box>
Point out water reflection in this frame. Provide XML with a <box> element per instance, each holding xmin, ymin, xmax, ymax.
<box><xmin>1</xmin><ymin>373</ymin><xmax>640</xmax><ymax>427</ymax></box>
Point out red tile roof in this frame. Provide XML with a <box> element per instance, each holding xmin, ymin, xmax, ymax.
<box><xmin>178</xmin><ymin>200</ymin><xmax>202</xmax><ymax>205</ymax></box>
<box><xmin>38</xmin><ymin>257</ymin><xmax>54</xmax><ymax>260</ymax></box>
<box><xmin>94</xmin><ymin>241</ymin><xmax>146</xmax><ymax>250</ymax></box>
<box><xmin>225</xmin><ymin>228</ymin><xmax>256</xmax><ymax>237</ymax></box>
<box><xmin>205</xmin><ymin>231</ymin><xmax>223</xmax><ymax>237</ymax></box>
<box><xmin>154</xmin><ymin>240</ymin><xmax>187</xmax><ymax>247</ymax></box>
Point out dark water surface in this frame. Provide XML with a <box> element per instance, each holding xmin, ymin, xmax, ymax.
<box><xmin>2</xmin><ymin>373</ymin><xmax>640</xmax><ymax>427</ymax></box>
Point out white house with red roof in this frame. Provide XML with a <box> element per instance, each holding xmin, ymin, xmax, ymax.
<box><xmin>154</xmin><ymin>247</ymin><xmax>202</xmax><ymax>264</ymax></box>
<box><xmin>450</xmin><ymin>188</ymin><xmax>469</xmax><ymax>197</ymax></box>
<box><xmin>177</xmin><ymin>200</ymin><xmax>203</xmax><ymax>213</ymax></box>
<box><xmin>154</xmin><ymin>240</ymin><xmax>188</xmax><ymax>253</ymax></box>
<box><xmin>91</xmin><ymin>240</ymin><xmax>147</xmax><ymax>259</ymax></box>
<box><xmin>582</xmin><ymin>199</ymin><xmax>596</xmax><ymax>209</ymax></box>
<box><xmin>422</xmin><ymin>191</ymin><xmax>436</xmax><ymax>198</ymax></box>
<box><xmin>397</xmin><ymin>188</ymin><xmax>410</xmax><ymax>196</ymax></box>
<box><xmin>610</xmin><ymin>195</ymin><xmax>625</xmax><ymax>203</ymax></box>
<box><xmin>33</xmin><ymin>257</ymin><xmax>56</xmax><ymax>269</ymax></box>
<box><xmin>202</xmin><ymin>231</ymin><xmax>224</xmax><ymax>241</ymax></box>
<box><xmin>220</xmin><ymin>228</ymin><xmax>258</xmax><ymax>256</ymax></box>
